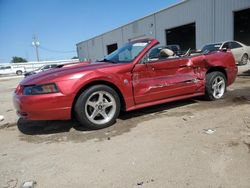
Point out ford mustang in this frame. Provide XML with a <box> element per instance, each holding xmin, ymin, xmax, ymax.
<box><xmin>13</xmin><ymin>38</ymin><xmax>238</xmax><ymax>129</ymax></box>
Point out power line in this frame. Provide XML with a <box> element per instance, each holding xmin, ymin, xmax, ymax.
<box><xmin>39</xmin><ymin>46</ymin><xmax>76</xmax><ymax>53</ymax></box>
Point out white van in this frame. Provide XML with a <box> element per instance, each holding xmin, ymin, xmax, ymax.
<box><xmin>0</xmin><ymin>65</ymin><xmax>25</xmax><ymax>75</ymax></box>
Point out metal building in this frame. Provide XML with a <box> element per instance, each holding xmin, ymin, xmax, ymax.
<box><xmin>76</xmin><ymin>0</ymin><xmax>250</xmax><ymax>61</ymax></box>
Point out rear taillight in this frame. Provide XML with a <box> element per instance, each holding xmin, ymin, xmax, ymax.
<box><xmin>15</xmin><ymin>85</ymin><xmax>23</xmax><ymax>95</ymax></box>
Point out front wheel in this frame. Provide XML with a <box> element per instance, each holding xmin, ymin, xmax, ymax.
<box><xmin>204</xmin><ymin>71</ymin><xmax>226</xmax><ymax>101</ymax></box>
<box><xmin>74</xmin><ymin>85</ymin><xmax>120</xmax><ymax>129</ymax></box>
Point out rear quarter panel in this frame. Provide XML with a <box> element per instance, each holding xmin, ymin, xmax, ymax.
<box><xmin>201</xmin><ymin>51</ymin><xmax>238</xmax><ymax>86</ymax></box>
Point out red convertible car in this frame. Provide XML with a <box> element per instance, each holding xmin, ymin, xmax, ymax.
<box><xmin>13</xmin><ymin>39</ymin><xmax>237</xmax><ymax>129</ymax></box>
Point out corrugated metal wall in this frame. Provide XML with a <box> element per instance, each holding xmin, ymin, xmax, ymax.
<box><xmin>154</xmin><ymin>0</ymin><xmax>214</xmax><ymax>48</ymax></box>
<box><xmin>76</xmin><ymin>0</ymin><xmax>250</xmax><ymax>61</ymax></box>
<box><xmin>214</xmin><ymin>0</ymin><xmax>250</xmax><ymax>42</ymax></box>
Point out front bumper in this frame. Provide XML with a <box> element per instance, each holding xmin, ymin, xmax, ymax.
<box><xmin>13</xmin><ymin>92</ymin><xmax>74</xmax><ymax>120</ymax></box>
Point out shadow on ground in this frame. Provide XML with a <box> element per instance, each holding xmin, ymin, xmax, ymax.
<box><xmin>17</xmin><ymin>99</ymin><xmax>196</xmax><ymax>137</ymax></box>
<box><xmin>238</xmin><ymin>69</ymin><xmax>250</xmax><ymax>76</ymax></box>
<box><xmin>16</xmin><ymin>84</ymin><xmax>250</xmax><ymax>143</ymax></box>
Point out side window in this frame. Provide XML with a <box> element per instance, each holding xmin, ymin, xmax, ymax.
<box><xmin>148</xmin><ymin>47</ymin><xmax>161</xmax><ymax>59</ymax></box>
<box><xmin>222</xmin><ymin>42</ymin><xmax>230</xmax><ymax>49</ymax></box>
<box><xmin>146</xmin><ymin>46</ymin><xmax>164</xmax><ymax>62</ymax></box>
<box><xmin>43</xmin><ymin>65</ymin><xmax>50</xmax><ymax>70</ymax></box>
<box><xmin>2</xmin><ymin>66</ymin><xmax>12</xmax><ymax>70</ymax></box>
<box><xmin>51</xmin><ymin>64</ymin><xmax>57</xmax><ymax>68</ymax></box>
<box><xmin>230</xmin><ymin>42</ymin><xmax>242</xmax><ymax>49</ymax></box>
<box><xmin>141</xmin><ymin>46</ymin><xmax>177</xmax><ymax>64</ymax></box>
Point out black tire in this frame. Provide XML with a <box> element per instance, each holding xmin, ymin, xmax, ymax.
<box><xmin>239</xmin><ymin>54</ymin><xmax>248</xmax><ymax>65</ymax></box>
<box><xmin>204</xmin><ymin>71</ymin><xmax>227</xmax><ymax>101</ymax></box>
<box><xmin>74</xmin><ymin>85</ymin><xmax>120</xmax><ymax>129</ymax></box>
<box><xmin>16</xmin><ymin>70</ymin><xmax>23</xmax><ymax>75</ymax></box>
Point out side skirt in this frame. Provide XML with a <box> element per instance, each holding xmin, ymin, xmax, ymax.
<box><xmin>126</xmin><ymin>92</ymin><xmax>204</xmax><ymax>111</ymax></box>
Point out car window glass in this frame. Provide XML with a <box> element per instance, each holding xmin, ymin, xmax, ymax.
<box><xmin>118</xmin><ymin>49</ymin><xmax>132</xmax><ymax>61</ymax></box>
<box><xmin>105</xmin><ymin>42</ymin><xmax>148</xmax><ymax>63</ymax></box>
<box><xmin>148</xmin><ymin>46</ymin><xmax>163</xmax><ymax>59</ymax></box>
<box><xmin>202</xmin><ymin>43</ymin><xmax>222</xmax><ymax>53</ymax></box>
<box><xmin>43</xmin><ymin>65</ymin><xmax>50</xmax><ymax>69</ymax></box>
<box><xmin>222</xmin><ymin>42</ymin><xmax>230</xmax><ymax>49</ymax></box>
<box><xmin>230</xmin><ymin>42</ymin><xmax>242</xmax><ymax>49</ymax></box>
<box><xmin>118</xmin><ymin>44</ymin><xmax>147</xmax><ymax>61</ymax></box>
<box><xmin>144</xmin><ymin>46</ymin><xmax>178</xmax><ymax>63</ymax></box>
<box><xmin>146</xmin><ymin>47</ymin><xmax>164</xmax><ymax>63</ymax></box>
<box><xmin>1</xmin><ymin>66</ymin><xmax>11</xmax><ymax>69</ymax></box>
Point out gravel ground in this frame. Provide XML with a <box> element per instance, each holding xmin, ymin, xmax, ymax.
<box><xmin>0</xmin><ymin>64</ymin><xmax>250</xmax><ymax>188</ymax></box>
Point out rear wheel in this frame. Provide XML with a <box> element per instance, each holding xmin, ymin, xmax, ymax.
<box><xmin>74</xmin><ymin>85</ymin><xmax>120</xmax><ymax>129</ymax></box>
<box><xmin>239</xmin><ymin>54</ymin><xmax>248</xmax><ymax>65</ymax></box>
<box><xmin>205</xmin><ymin>71</ymin><xmax>226</xmax><ymax>101</ymax></box>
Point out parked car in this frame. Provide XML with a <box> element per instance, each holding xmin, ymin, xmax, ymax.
<box><xmin>0</xmin><ymin>65</ymin><xmax>25</xmax><ymax>75</ymax></box>
<box><xmin>13</xmin><ymin>38</ymin><xmax>237</xmax><ymax>130</ymax></box>
<box><xmin>24</xmin><ymin>64</ymin><xmax>58</xmax><ymax>77</ymax></box>
<box><xmin>201</xmin><ymin>41</ymin><xmax>250</xmax><ymax>65</ymax></box>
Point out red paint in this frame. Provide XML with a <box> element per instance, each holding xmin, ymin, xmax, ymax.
<box><xmin>13</xmin><ymin>39</ymin><xmax>237</xmax><ymax>120</ymax></box>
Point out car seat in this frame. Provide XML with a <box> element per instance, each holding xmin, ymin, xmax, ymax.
<box><xmin>159</xmin><ymin>48</ymin><xmax>175</xmax><ymax>59</ymax></box>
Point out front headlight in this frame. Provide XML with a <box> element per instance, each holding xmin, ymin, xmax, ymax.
<box><xmin>23</xmin><ymin>83</ymin><xmax>59</xmax><ymax>95</ymax></box>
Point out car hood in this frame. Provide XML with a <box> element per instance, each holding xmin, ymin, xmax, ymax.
<box><xmin>20</xmin><ymin>61</ymin><xmax>123</xmax><ymax>85</ymax></box>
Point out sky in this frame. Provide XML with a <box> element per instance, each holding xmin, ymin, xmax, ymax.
<box><xmin>0</xmin><ymin>0</ymin><xmax>180</xmax><ymax>63</ymax></box>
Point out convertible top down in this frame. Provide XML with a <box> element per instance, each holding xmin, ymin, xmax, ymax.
<box><xmin>13</xmin><ymin>38</ymin><xmax>238</xmax><ymax>129</ymax></box>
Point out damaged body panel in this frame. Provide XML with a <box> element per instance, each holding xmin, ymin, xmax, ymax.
<box><xmin>13</xmin><ymin>38</ymin><xmax>238</xmax><ymax>129</ymax></box>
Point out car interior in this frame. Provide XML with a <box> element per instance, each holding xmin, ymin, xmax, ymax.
<box><xmin>147</xmin><ymin>46</ymin><xmax>193</xmax><ymax>62</ymax></box>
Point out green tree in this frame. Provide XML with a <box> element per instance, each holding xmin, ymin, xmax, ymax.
<box><xmin>71</xmin><ymin>56</ymin><xmax>78</xmax><ymax>59</ymax></box>
<box><xmin>11</xmin><ymin>56</ymin><xmax>28</xmax><ymax>63</ymax></box>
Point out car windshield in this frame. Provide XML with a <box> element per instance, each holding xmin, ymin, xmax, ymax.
<box><xmin>101</xmin><ymin>41</ymin><xmax>149</xmax><ymax>63</ymax></box>
<box><xmin>34</xmin><ymin>65</ymin><xmax>46</xmax><ymax>71</ymax></box>
<box><xmin>202</xmin><ymin>43</ymin><xmax>222</xmax><ymax>53</ymax></box>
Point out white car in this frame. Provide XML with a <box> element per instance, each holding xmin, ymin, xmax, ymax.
<box><xmin>202</xmin><ymin>41</ymin><xmax>250</xmax><ymax>65</ymax></box>
<box><xmin>24</xmin><ymin>64</ymin><xmax>58</xmax><ymax>77</ymax></box>
<box><xmin>0</xmin><ymin>65</ymin><xmax>25</xmax><ymax>75</ymax></box>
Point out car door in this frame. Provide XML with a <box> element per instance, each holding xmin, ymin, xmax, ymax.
<box><xmin>132</xmin><ymin>57</ymin><xmax>198</xmax><ymax>104</ymax></box>
<box><xmin>230</xmin><ymin>42</ymin><xmax>244</xmax><ymax>62</ymax></box>
<box><xmin>5</xmin><ymin>66</ymin><xmax>12</xmax><ymax>74</ymax></box>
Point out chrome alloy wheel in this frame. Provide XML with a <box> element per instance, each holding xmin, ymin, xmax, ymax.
<box><xmin>242</xmin><ymin>54</ymin><xmax>248</xmax><ymax>65</ymax></box>
<box><xmin>85</xmin><ymin>91</ymin><xmax>116</xmax><ymax>125</ymax></box>
<box><xmin>211</xmin><ymin>76</ymin><xmax>226</xmax><ymax>99</ymax></box>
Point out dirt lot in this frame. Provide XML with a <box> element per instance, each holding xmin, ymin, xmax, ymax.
<box><xmin>0</xmin><ymin>65</ymin><xmax>250</xmax><ymax>188</ymax></box>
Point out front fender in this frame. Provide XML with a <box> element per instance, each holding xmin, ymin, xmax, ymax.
<box><xmin>71</xmin><ymin>70</ymin><xmax>135</xmax><ymax>110</ymax></box>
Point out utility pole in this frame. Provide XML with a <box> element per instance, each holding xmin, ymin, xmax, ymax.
<box><xmin>32</xmin><ymin>36</ymin><xmax>40</xmax><ymax>62</ymax></box>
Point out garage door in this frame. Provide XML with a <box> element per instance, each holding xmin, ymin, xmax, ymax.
<box><xmin>234</xmin><ymin>8</ymin><xmax>250</xmax><ymax>45</ymax></box>
<box><xmin>166</xmin><ymin>23</ymin><xmax>196</xmax><ymax>52</ymax></box>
